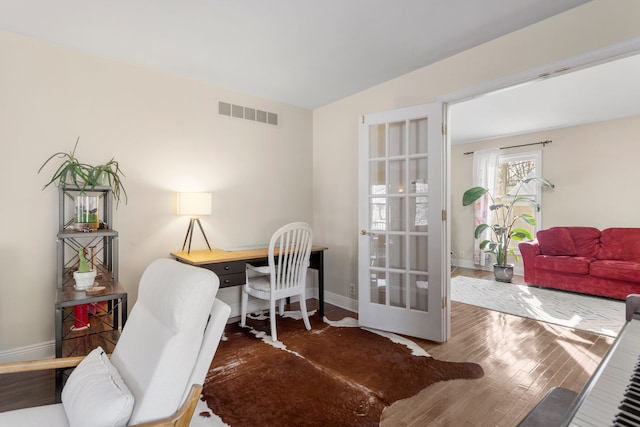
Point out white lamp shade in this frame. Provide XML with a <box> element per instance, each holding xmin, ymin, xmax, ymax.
<box><xmin>177</xmin><ymin>192</ymin><xmax>212</xmax><ymax>216</ymax></box>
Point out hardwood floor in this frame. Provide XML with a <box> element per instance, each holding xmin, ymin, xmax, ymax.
<box><xmin>379</xmin><ymin>268</ymin><xmax>613</xmax><ymax>426</ymax></box>
<box><xmin>0</xmin><ymin>269</ymin><xmax>615</xmax><ymax>426</ymax></box>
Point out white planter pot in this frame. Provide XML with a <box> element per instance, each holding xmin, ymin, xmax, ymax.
<box><xmin>73</xmin><ymin>270</ymin><xmax>97</xmax><ymax>290</ymax></box>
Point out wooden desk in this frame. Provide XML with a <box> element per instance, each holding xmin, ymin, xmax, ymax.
<box><xmin>171</xmin><ymin>246</ymin><xmax>328</xmax><ymax>317</ymax></box>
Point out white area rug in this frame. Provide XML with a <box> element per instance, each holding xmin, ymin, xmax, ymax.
<box><xmin>451</xmin><ymin>275</ymin><xmax>626</xmax><ymax>337</ymax></box>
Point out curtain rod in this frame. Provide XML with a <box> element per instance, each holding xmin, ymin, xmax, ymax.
<box><xmin>463</xmin><ymin>139</ymin><xmax>552</xmax><ymax>155</ymax></box>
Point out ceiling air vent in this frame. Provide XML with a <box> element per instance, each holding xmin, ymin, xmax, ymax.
<box><xmin>218</xmin><ymin>101</ymin><xmax>279</xmax><ymax>126</ymax></box>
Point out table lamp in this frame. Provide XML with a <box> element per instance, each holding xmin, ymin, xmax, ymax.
<box><xmin>177</xmin><ymin>192</ymin><xmax>212</xmax><ymax>254</ymax></box>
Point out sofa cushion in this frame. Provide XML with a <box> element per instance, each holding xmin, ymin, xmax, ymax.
<box><xmin>62</xmin><ymin>346</ymin><xmax>134</xmax><ymax>427</ymax></box>
<box><xmin>537</xmin><ymin>228</ymin><xmax>577</xmax><ymax>256</ymax></box>
<box><xmin>597</xmin><ymin>228</ymin><xmax>640</xmax><ymax>262</ymax></box>
<box><xmin>590</xmin><ymin>260</ymin><xmax>640</xmax><ymax>283</ymax></box>
<box><xmin>534</xmin><ymin>255</ymin><xmax>591</xmax><ymax>275</ymax></box>
<box><xmin>565</xmin><ymin>227</ymin><xmax>601</xmax><ymax>258</ymax></box>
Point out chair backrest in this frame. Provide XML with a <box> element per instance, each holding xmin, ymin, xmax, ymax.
<box><xmin>268</xmin><ymin>222</ymin><xmax>313</xmax><ymax>295</ymax></box>
<box><xmin>109</xmin><ymin>258</ymin><xmax>222</xmax><ymax>425</ymax></box>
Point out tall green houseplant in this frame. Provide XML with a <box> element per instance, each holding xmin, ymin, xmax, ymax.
<box><xmin>462</xmin><ymin>177</ymin><xmax>554</xmax><ymax>282</ymax></box>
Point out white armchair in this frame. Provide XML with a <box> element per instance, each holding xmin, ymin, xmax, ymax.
<box><xmin>0</xmin><ymin>258</ymin><xmax>230</xmax><ymax>427</ymax></box>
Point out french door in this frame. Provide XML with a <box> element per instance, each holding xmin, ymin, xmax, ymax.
<box><xmin>358</xmin><ymin>102</ymin><xmax>449</xmax><ymax>342</ymax></box>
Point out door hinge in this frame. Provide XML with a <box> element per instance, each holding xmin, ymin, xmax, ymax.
<box><xmin>361</xmin><ymin>115</ymin><xmax>365</xmax><ymax>124</ymax></box>
<box><xmin>442</xmin><ymin>296</ymin><xmax>447</xmax><ymax>309</ymax></box>
<box><xmin>442</xmin><ymin>210</ymin><xmax>447</xmax><ymax>221</ymax></box>
<box><xmin>442</xmin><ymin>122</ymin><xmax>447</xmax><ymax>136</ymax></box>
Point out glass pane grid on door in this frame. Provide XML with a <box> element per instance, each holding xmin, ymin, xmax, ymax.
<box><xmin>366</xmin><ymin>118</ymin><xmax>430</xmax><ymax>313</ymax></box>
<box><xmin>359</xmin><ymin>102</ymin><xmax>445</xmax><ymax>341</ymax></box>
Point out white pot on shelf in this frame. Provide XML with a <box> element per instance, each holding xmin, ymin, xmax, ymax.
<box><xmin>73</xmin><ymin>270</ymin><xmax>97</xmax><ymax>290</ymax></box>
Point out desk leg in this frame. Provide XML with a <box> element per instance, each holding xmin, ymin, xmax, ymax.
<box><xmin>318</xmin><ymin>251</ymin><xmax>324</xmax><ymax>317</ymax></box>
<box><xmin>310</xmin><ymin>251</ymin><xmax>325</xmax><ymax>318</ymax></box>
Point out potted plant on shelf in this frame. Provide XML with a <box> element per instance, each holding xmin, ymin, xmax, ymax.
<box><xmin>38</xmin><ymin>137</ymin><xmax>127</xmax><ymax>207</ymax></box>
<box><xmin>73</xmin><ymin>249</ymin><xmax>97</xmax><ymax>290</ymax></box>
<box><xmin>462</xmin><ymin>177</ymin><xmax>554</xmax><ymax>282</ymax></box>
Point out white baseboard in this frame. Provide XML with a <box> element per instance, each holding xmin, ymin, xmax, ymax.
<box><xmin>323</xmin><ymin>290</ymin><xmax>358</xmax><ymax>313</ymax></box>
<box><xmin>0</xmin><ymin>340</ymin><xmax>55</xmax><ymax>363</ymax></box>
<box><xmin>453</xmin><ymin>259</ymin><xmax>482</xmax><ymax>270</ymax></box>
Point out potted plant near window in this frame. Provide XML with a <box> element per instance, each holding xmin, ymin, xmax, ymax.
<box><xmin>462</xmin><ymin>177</ymin><xmax>554</xmax><ymax>282</ymax></box>
<box><xmin>38</xmin><ymin>137</ymin><xmax>127</xmax><ymax>208</ymax></box>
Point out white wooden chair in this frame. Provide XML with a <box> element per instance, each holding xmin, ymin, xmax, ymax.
<box><xmin>0</xmin><ymin>258</ymin><xmax>231</xmax><ymax>427</ymax></box>
<box><xmin>240</xmin><ymin>222</ymin><xmax>313</xmax><ymax>342</ymax></box>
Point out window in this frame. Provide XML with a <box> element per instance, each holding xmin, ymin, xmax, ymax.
<box><xmin>494</xmin><ymin>151</ymin><xmax>542</xmax><ymax>251</ymax></box>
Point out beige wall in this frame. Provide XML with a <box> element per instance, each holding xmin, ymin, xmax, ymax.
<box><xmin>313</xmin><ymin>0</ymin><xmax>640</xmax><ymax>307</ymax></box>
<box><xmin>451</xmin><ymin>115</ymin><xmax>640</xmax><ymax>272</ymax></box>
<box><xmin>0</xmin><ymin>31</ymin><xmax>312</xmax><ymax>358</ymax></box>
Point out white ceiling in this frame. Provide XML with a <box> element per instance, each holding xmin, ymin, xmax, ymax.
<box><xmin>449</xmin><ymin>51</ymin><xmax>640</xmax><ymax>144</ymax></box>
<box><xmin>5</xmin><ymin>0</ymin><xmax>634</xmax><ymax>144</ymax></box>
<box><xmin>0</xmin><ymin>0</ymin><xmax>589</xmax><ymax>110</ymax></box>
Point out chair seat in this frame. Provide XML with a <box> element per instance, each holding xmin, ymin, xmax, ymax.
<box><xmin>0</xmin><ymin>403</ymin><xmax>68</xmax><ymax>426</ymax></box>
<box><xmin>247</xmin><ymin>275</ymin><xmax>271</xmax><ymax>292</ymax></box>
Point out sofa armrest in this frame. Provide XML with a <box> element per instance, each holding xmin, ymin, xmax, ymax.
<box><xmin>518</xmin><ymin>240</ymin><xmax>540</xmax><ymax>284</ymax></box>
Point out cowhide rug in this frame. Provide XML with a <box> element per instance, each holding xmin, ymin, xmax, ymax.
<box><xmin>192</xmin><ymin>312</ymin><xmax>484</xmax><ymax>426</ymax></box>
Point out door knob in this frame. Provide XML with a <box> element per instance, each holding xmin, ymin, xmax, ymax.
<box><xmin>361</xmin><ymin>229</ymin><xmax>374</xmax><ymax>236</ymax></box>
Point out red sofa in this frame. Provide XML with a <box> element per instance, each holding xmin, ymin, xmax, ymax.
<box><xmin>518</xmin><ymin>226</ymin><xmax>640</xmax><ymax>300</ymax></box>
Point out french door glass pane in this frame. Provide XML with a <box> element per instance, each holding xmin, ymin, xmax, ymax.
<box><xmin>369</xmin><ymin>271</ymin><xmax>386</xmax><ymax>305</ymax></box>
<box><xmin>389</xmin><ymin>159</ymin><xmax>405</xmax><ymax>194</ymax></box>
<box><xmin>410</xmin><ymin>274</ymin><xmax>429</xmax><ymax>311</ymax></box>
<box><xmin>388</xmin><ymin>273</ymin><xmax>405</xmax><ymax>308</ymax></box>
<box><xmin>369</xmin><ymin>197</ymin><xmax>386</xmax><ymax>232</ymax></box>
<box><xmin>409</xmin><ymin>196</ymin><xmax>428</xmax><ymax>232</ymax></box>
<box><xmin>388</xmin><ymin>198</ymin><xmax>405</xmax><ymax>231</ymax></box>
<box><xmin>409</xmin><ymin>118</ymin><xmax>428</xmax><ymax>155</ymax></box>
<box><xmin>388</xmin><ymin>121</ymin><xmax>406</xmax><ymax>157</ymax></box>
<box><xmin>369</xmin><ymin>235</ymin><xmax>386</xmax><ymax>268</ymax></box>
<box><xmin>388</xmin><ymin>235</ymin><xmax>405</xmax><ymax>270</ymax></box>
<box><xmin>369</xmin><ymin>161</ymin><xmax>386</xmax><ymax>188</ymax></box>
<box><xmin>369</xmin><ymin>124</ymin><xmax>386</xmax><ymax>158</ymax></box>
<box><xmin>410</xmin><ymin>158</ymin><xmax>428</xmax><ymax>192</ymax></box>
<box><xmin>410</xmin><ymin>236</ymin><xmax>428</xmax><ymax>271</ymax></box>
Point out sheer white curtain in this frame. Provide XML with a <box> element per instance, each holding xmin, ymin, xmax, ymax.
<box><xmin>472</xmin><ymin>148</ymin><xmax>499</xmax><ymax>266</ymax></box>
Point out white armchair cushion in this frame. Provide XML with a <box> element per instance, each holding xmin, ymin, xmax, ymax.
<box><xmin>61</xmin><ymin>346</ymin><xmax>134</xmax><ymax>427</ymax></box>
<box><xmin>0</xmin><ymin>404</ymin><xmax>69</xmax><ymax>426</ymax></box>
<box><xmin>110</xmin><ymin>258</ymin><xmax>219</xmax><ymax>425</ymax></box>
